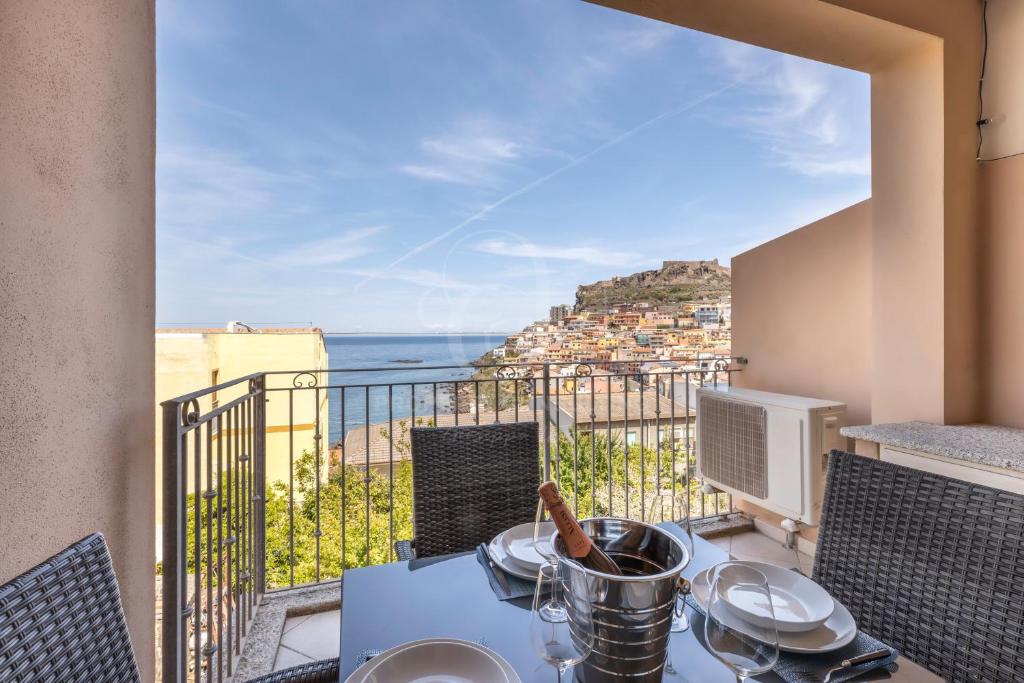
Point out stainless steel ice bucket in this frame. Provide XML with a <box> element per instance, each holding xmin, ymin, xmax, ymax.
<box><xmin>552</xmin><ymin>518</ymin><xmax>689</xmax><ymax>682</ymax></box>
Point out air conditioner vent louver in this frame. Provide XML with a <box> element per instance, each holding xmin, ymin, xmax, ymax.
<box><xmin>699</xmin><ymin>395</ymin><xmax>767</xmax><ymax>499</ymax></box>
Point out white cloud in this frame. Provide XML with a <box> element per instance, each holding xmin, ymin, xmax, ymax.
<box><xmin>525</xmin><ymin>14</ymin><xmax>680</xmax><ymax>108</ymax></box>
<box><xmin>395</xmin><ymin>17</ymin><xmax>684</xmax><ymax>190</ymax></box>
<box><xmin>714</xmin><ymin>44</ymin><xmax>870</xmax><ymax>178</ymax></box>
<box><xmin>474</xmin><ymin>239</ymin><xmax>647</xmax><ymax>267</ymax></box>
<box><xmin>157</xmin><ymin>145</ymin><xmax>305</xmax><ymax>231</ymax></box>
<box><xmin>399</xmin><ymin>164</ymin><xmax>470</xmax><ymax>184</ymax></box>
<box><xmin>717</xmin><ymin>187</ymin><xmax>871</xmax><ymax>262</ymax></box>
<box><xmin>278</xmin><ymin>226</ymin><xmax>387</xmax><ymax>266</ymax></box>
<box><xmin>377</xmin><ymin>80</ymin><xmax>749</xmax><ymax>281</ymax></box>
<box><xmin>338</xmin><ymin>266</ymin><xmax>473</xmax><ymax>291</ymax></box>
<box><xmin>780</xmin><ymin>154</ymin><xmax>871</xmax><ymax>177</ymax></box>
<box><xmin>610</xmin><ymin>22</ymin><xmax>678</xmax><ymax>56</ymax></box>
<box><xmin>399</xmin><ymin>118</ymin><xmax>527</xmax><ymax>186</ymax></box>
<box><xmin>421</xmin><ymin>136</ymin><xmax>520</xmax><ymax>163</ymax></box>
<box><xmin>157</xmin><ymin>2</ymin><xmax>232</xmax><ymax>43</ymax></box>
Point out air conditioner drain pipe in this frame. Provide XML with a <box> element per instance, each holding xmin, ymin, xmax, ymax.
<box><xmin>781</xmin><ymin>517</ymin><xmax>800</xmax><ymax>550</ymax></box>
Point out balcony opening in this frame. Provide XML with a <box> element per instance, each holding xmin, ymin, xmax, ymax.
<box><xmin>153</xmin><ymin>1</ymin><xmax>872</xmax><ymax>680</ymax></box>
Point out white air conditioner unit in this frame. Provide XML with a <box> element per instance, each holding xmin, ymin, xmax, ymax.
<box><xmin>695</xmin><ymin>386</ymin><xmax>846</xmax><ymax>526</ymax></box>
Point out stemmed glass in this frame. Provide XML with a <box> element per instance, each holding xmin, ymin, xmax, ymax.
<box><xmin>646</xmin><ymin>491</ymin><xmax>694</xmax><ymax>677</ymax></box>
<box><xmin>534</xmin><ymin>497</ymin><xmax>557</xmax><ymax>560</ymax></box>
<box><xmin>530</xmin><ymin>561</ymin><xmax>595</xmax><ymax>682</ymax></box>
<box><xmin>533</xmin><ymin>497</ymin><xmax>564</xmax><ymax>621</ymax></box>
<box><xmin>704</xmin><ymin>562</ymin><xmax>780</xmax><ymax>682</ymax></box>
<box><xmin>646</xmin><ymin>491</ymin><xmax>694</xmax><ymax>632</ymax></box>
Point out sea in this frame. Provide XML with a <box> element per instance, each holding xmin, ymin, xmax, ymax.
<box><xmin>325</xmin><ymin>334</ymin><xmax>509</xmax><ymax>444</ymax></box>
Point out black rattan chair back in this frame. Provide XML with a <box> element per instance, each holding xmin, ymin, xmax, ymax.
<box><xmin>0</xmin><ymin>533</ymin><xmax>140</xmax><ymax>682</ymax></box>
<box><xmin>814</xmin><ymin>450</ymin><xmax>1024</xmax><ymax>683</ymax></box>
<box><xmin>409</xmin><ymin>421</ymin><xmax>540</xmax><ymax>558</ymax></box>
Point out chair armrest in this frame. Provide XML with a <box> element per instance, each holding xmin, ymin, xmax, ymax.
<box><xmin>242</xmin><ymin>658</ymin><xmax>339</xmax><ymax>683</ymax></box>
<box><xmin>395</xmin><ymin>539</ymin><xmax>415</xmax><ymax>561</ymax></box>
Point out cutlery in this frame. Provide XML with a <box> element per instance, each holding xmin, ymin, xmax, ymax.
<box><xmin>489</xmin><ymin>558</ymin><xmax>511</xmax><ymax>594</ymax></box>
<box><xmin>799</xmin><ymin>648</ymin><xmax>892</xmax><ymax>683</ymax></box>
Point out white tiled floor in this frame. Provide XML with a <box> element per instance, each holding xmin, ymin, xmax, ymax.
<box><xmin>273</xmin><ymin>609</ymin><xmax>342</xmax><ymax>671</ymax></box>
<box><xmin>710</xmin><ymin>530</ymin><xmax>815</xmax><ymax>575</ymax></box>
<box><xmin>270</xmin><ymin>531</ymin><xmax>812</xmax><ymax>671</ymax></box>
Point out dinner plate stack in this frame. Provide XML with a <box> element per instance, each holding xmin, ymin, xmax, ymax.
<box><xmin>486</xmin><ymin>522</ymin><xmax>553</xmax><ymax>580</ymax></box>
<box><xmin>691</xmin><ymin>561</ymin><xmax>859</xmax><ymax>653</ymax></box>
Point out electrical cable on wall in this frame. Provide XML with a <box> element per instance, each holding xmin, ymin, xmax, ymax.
<box><xmin>977</xmin><ymin>0</ymin><xmax>1024</xmax><ymax>162</ymax></box>
<box><xmin>976</xmin><ymin>0</ymin><xmax>988</xmax><ymax>160</ymax></box>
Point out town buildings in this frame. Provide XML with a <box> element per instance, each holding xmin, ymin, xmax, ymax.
<box><xmin>548</xmin><ymin>304</ymin><xmax>571</xmax><ymax>323</ymax></box>
<box><xmin>499</xmin><ymin>296</ymin><xmax>732</xmax><ymax>370</ymax></box>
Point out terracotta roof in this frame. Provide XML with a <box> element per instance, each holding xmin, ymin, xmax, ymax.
<box><xmin>547</xmin><ymin>390</ymin><xmax>692</xmax><ymax>425</ymax></box>
<box><xmin>337</xmin><ymin>388</ymin><xmax>693</xmax><ymax>467</ymax></box>
<box><xmin>340</xmin><ymin>407</ymin><xmax>536</xmax><ymax>466</ymax></box>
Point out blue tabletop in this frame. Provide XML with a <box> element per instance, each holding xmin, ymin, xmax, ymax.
<box><xmin>338</xmin><ymin>522</ymin><xmax>783</xmax><ymax>682</ymax></box>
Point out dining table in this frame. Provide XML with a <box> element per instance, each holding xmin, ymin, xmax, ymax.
<box><xmin>338</xmin><ymin>523</ymin><xmax>943</xmax><ymax>682</ymax></box>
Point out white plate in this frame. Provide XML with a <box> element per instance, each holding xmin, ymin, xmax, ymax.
<box><xmin>345</xmin><ymin>638</ymin><xmax>521</xmax><ymax>683</ymax></box>
<box><xmin>692</xmin><ymin>567</ymin><xmax>857</xmax><ymax>654</ymax></box>
<box><xmin>498</xmin><ymin>522</ymin><xmax>552</xmax><ymax>572</ymax></box>
<box><xmin>487</xmin><ymin>537</ymin><xmax>540</xmax><ymax>581</ymax></box>
<box><xmin>714</xmin><ymin>561</ymin><xmax>834</xmax><ymax>633</ymax></box>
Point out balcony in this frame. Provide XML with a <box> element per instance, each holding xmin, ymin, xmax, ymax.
<box><xmin>153</xmin><ymin>352</ymin><xmax>1024</xmax><ymax>683</ymax></box>
<box><xmin>158</xmin><ymin>359</ymin><xmax>744</xmax><ymax>681</ymax></box>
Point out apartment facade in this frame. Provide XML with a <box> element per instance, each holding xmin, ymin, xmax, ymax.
<box><xmin>153</xmin><ymin>327</ymin><xmax>329</xmax><ymax>552</ymax></box>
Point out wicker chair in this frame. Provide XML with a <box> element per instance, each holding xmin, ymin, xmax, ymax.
<box><xmin>243</xmin><ymin>658</ymin><xmax>339</xmax><ymax>682</ymax></box>
<box><xmin>396</xmin><ymin>421</ymin><xmax>540</xmax><ymax>560</ymax></box>
<box><xmin>813</xmin><ymin>450</ymin><xmax>1024</xmax><ymax>683</ymax></box>
<box><xmin>0</xmin><ymin>533</ymin><xmax>339</xmax><ymax>683</ymax></box>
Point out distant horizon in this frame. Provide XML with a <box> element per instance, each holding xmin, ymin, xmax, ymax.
<box><xmin>324</xmin><ymin>331</ymin><xmax>515</xmax><ymax>337</ymax></box>
<box><xmin>154</xmin><ymin>327</ymin><xmax>518</xmax><ymax>336</ymax></box>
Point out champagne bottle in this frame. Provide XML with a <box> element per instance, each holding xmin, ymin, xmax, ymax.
<box><xmin>538</xmin><ymin>481</ymin><xmax>623</xmax><ymax>575</ymax></box>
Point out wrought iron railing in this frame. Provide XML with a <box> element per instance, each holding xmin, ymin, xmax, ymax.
<box><xmin>160</xmin><ymin>357</ymin><xmax>743</xmax><ymax>682</ymax></box>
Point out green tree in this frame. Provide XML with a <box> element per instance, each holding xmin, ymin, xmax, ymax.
<box><xmin>213</xmin><ymin>419</ymin><xmax>729</xmax><ymax>589</ymax></box>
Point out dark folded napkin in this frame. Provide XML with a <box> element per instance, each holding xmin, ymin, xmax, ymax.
<box><xmin>475</xmin><ymin>543</ymin><xmax>538</xmax><ymax>600</ymax></box>
<box><xmin>686</xmin><ymin>594</ymin><xmax>898</xmax><ymax>683</ymax></box>
<box><xmin>407</xmin><ymin>549</ymin><xmax>473</xmax><ymax>571</ymax></box>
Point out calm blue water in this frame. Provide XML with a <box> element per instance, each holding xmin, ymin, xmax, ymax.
<box><xmin>325</xmin><ymin>334</ymin><xmax>508</xmax><ymax>444</ymax></box>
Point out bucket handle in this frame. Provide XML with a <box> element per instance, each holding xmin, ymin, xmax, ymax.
<box><xmin>674</xmin><ymin>576</ymin><xmax>691</xmax><ymax>618</ymax></box>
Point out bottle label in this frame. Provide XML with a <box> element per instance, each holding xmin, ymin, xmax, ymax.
<box><xmin>538</xmin><ymin>482</ymin><xmax>593</xmax><ymax>558</ymax></box>
<box><xmin>554</xmin><ymin>506</ymin><xmax>593</xmax><ymax>558</ymax></box>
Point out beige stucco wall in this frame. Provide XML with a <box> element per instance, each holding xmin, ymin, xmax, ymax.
<box><xmin>729</xmin><ymin>200</ymin><xmax>873</xmax><ymax>543</ymax></box>
<box><xmin>786</xmin><ymin>0</ymin><xmax>986</xmax><ymax>426</ymax></box>
<box><xmin>980</xmin><ymin>154</ymin><xmax>1024</xmax><ymax>428</ymax></box>
<box><xmin>731</xmin><ymin>200</ymin><xmax>873</xmax><ymax>426</ymax></box>
<box><xmin>0</xmin><ymin>1</ymin><xmax>155</xmax><ymax>680</ymax></box>
<box><xmin>868</xmin><ymin>40</ymin><xmax>948</xmax><ymax>423</ymax></box>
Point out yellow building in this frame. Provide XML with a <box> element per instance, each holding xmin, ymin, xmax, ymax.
<box><xmin>154</xmin><ymin>326</ymin><xmax>329</xmax><ymax>545</ymax></box>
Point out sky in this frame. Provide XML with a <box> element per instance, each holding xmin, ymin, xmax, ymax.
<box><xmin>156</xmin><ymin>0</ymin><xmax>870</xmax><ymax>334</ymax></box>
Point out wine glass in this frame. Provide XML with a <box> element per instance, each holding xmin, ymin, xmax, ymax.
<box><xmin>533</xmin><ymin>497</ymin><xmax>565</xmax><ymax>621</ymax></box>
<box><xmin>646</xmin><ymin>491</ymin><xmax>694</xmax><ymax>632</ymax></box>
<box><xmin>646</xmin><ymin>491</ymin><xmax>694</xmax><ymax>677</ymax></box>
<box><xmin>530</xmin><ymin>561</ymin><xmax>594</xmax><ymax>682</ymax></box>
<box><xmin>704</xmin><ymin>562</ymin><xmax>780</xmax><ymax>682</ymax></box>
<box><xmin>534</xmin><ymin>496</ymin><xmax>557</xmax><ymax>561</ymax></box>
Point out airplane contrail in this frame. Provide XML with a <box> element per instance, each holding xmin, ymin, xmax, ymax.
<box><xmin>355</xmin><ymin>74</ymin><xmax>757</xmax><ymax>291</ymax></box>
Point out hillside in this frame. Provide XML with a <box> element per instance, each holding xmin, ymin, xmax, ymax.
<box><xmin>574</xmin><ymin>259</ymin><xmax>731</xmax><ymax>311</ymax></box>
